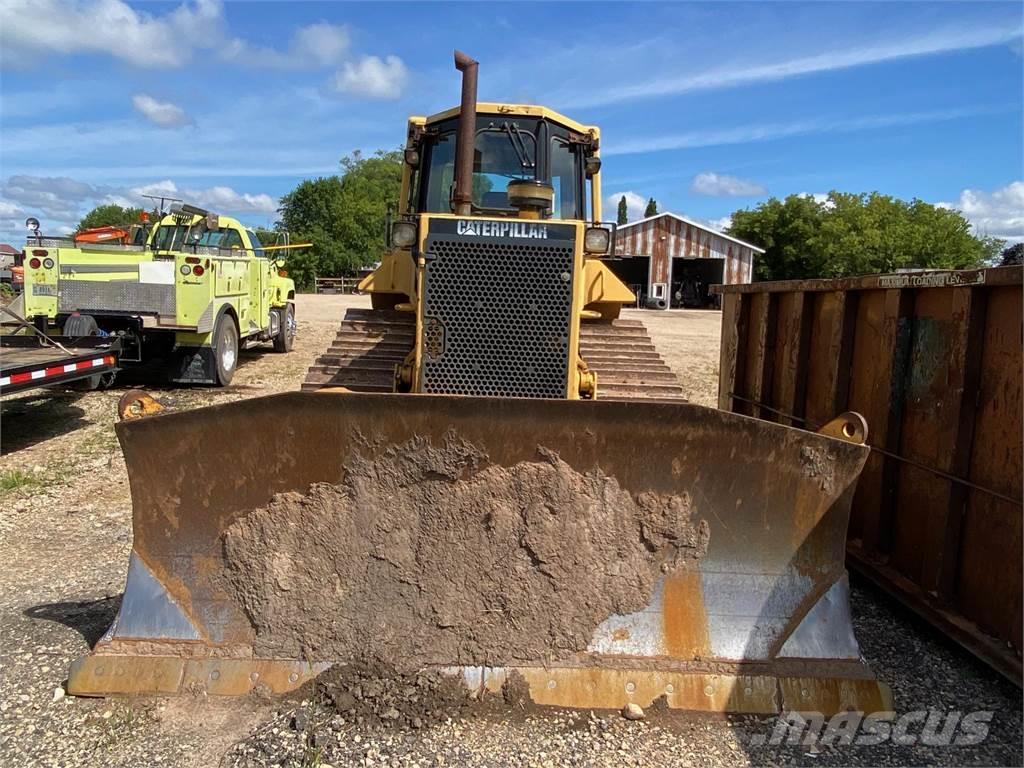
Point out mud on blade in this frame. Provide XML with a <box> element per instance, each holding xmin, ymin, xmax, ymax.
<box><xmin>70</xmin><ymin>393</ymin><xmax>889</xmax><ymax>714</ymax></box>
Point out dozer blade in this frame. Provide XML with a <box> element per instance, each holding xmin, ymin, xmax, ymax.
<box><xmin>70</xmin><ymin>393</ymin><xmax>890</xmax><ymax>714</ymax></box>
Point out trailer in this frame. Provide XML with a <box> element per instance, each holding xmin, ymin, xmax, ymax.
<box><xmin>0</xmin><ymin>335</ymin><xmax>120</xmax><ymax>395</ymax></box>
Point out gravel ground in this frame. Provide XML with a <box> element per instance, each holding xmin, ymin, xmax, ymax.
<box><xmin>0</xmin><ymin>294</ymin><xmax>1020</xmax><ymax>768</ymax></box>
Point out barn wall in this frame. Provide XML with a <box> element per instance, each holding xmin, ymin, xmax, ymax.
<box><xmin>614</xmin><ymin>216</ymin><xmax>755</xmax><ymax>293</ymax></box>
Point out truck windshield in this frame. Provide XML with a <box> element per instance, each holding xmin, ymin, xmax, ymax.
<box><xmin>423</xmin><ymin>126</ymin><xmax>537</xmax><ymax>213</ymax></box>
<box><xmin>247</xmin><ymin>230</ymin><xmax>266</xmax><ymax>257</ymax></box>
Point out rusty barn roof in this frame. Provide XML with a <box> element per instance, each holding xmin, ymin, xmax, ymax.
<box><xmin>615</xmin><ymin>212</ymin><xmax>765</xmax><ymax>253</ymax></box>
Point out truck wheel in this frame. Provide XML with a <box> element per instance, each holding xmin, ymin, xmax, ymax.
<box><xmin>64</xmin><ymin>315</ymin><xmax>115</xmax><ymax>390</ymax></box>
<box><xmin>272</xmin><ymin>303</ymin><xmax>295</xmax><ymax>353</ymax></box>
<box><xmin>213</xmin><ymin>314</ymin><xmax>239</xmax><ymax>386</ymax></box>
<box><xmin>64</xmin><ymin>314</ymin><xmax>99</xmax><ymax>339</ymax></box>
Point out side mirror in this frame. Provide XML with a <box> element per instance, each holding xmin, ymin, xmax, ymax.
<box><xmin>404</xmin><ymin>148</ymin><xmax>420</xmax><ymax>167</ymax></box>
<box><xmin>584</xmin><ymin>155</ymin><xmax>602</xmax><ymax>178</ymax></box>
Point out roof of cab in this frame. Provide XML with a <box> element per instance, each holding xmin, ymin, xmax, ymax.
<box><xmin>413</xmin><ymin>102</ymin><xmax>599</xmax><ymax>138</ymax></box>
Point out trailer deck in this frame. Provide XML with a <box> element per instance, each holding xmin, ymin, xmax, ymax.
<box><xmin>1</xmin><ymin>335</ymin><xmax>120</xmax><ymax>395</ymax></box>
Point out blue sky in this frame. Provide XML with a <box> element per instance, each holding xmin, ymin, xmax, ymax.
<box><xmin>1</xmin><ymin>0</ymin><xmax>1021</xmax><ymax>244</ymax></box>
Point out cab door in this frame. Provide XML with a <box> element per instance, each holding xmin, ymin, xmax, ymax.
<box><xmin>242</xmin><ymin>233</ymin><xmax>272</xmax><ymax>333</ymax></box>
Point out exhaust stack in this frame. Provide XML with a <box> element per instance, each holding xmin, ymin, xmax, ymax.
<box><xmin>452</xmin><ymin>50</ymin><xmax>478</xmax><ymax>216</ymax></box>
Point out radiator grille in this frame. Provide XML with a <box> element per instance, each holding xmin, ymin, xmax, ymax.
<box><xmin>421</xmin><ymin>230</ymin><xmax>575</xmax><ymax>398</ymax></box>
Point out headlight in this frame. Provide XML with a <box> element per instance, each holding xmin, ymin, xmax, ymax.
<box><xmin>391</xmin><ymin>221</ymin><xmax>417</xmax><ymax>248</ymax></box>
<box><xmin>584</xmin><ymin>226</ymin><xmax>610</xmax><ymax>254</ymax></box>
<box><xmin>43</xmin><ymin>258</ymin><xmax>55</xmax><ymax>269</ymax></box>
<box><xmin>180</xmin><ymin>264</ymin><xmax>192</xmax><ymax>275</ymax></box>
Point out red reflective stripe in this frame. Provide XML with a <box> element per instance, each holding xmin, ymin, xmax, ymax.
<box><xmin>3</xmin><ymin>354</ymin><xmax>114</xmax><ymax>388</ymax></box>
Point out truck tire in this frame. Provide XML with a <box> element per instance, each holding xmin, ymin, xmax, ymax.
<box><xmin>213</xmin><ymin>313</ymin><xmax>239</xmax><ymax>386</ymax></box>
<box><xmin>272</xmin><ymin>303</ymin><xmax>295</xmax><ymax>353</ymax></box>
<box><xmin>63</xmin><ymin>314</ymin><xmax>99</xmax><ymax>339</ymax></box>
<box><xmin>64</xmin><ymin>315</ymin><xmax>115</xmax><ymax>390</ymax></box>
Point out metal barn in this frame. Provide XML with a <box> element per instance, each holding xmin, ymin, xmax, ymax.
<box><xmin>613</xmin><ymin>213</ymin><xmax>764</xmax><ymax>309</ymax></box>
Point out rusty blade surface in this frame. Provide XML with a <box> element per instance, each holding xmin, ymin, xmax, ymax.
<box><xmin>70</xmin><ymin>392</ymin><xmax>888</xmax><ymax>713</ymax></box>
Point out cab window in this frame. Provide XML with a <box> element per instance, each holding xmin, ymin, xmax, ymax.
<box><xmin>247</xmin><ymin>230</ymin><xmax>266</xmax><ymax>257</ymax></box>
<box><xmin>194</xmin><ymin>230</ymin><xmax>225</xmax><ymax>247</ymax></box>
<box><xmin>221</xmin><ymin>230</ymin><xmax>244</xmax><ymax>250</ymax></box>
<box><xmin>550</xmin><ymin>138</ymin><xmax>581</xmax><ymax>220</ymax></box>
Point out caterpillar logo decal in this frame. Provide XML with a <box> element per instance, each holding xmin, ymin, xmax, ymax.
<box><xmin>456</xmin><ymin>220</ymin><xmax>549</xmax><ymax>239</ymax></box>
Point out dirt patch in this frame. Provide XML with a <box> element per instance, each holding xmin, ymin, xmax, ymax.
<box><xmin>222</xmin><ymin>432</ymin><xmax>709</xmax><ymax>670</ymax></box>
<box><xmin>799</xmin><ymin>444</ymin><xmax>838</xmax><ymax>492</ymax></box>
<box><xmin>305</xmin><ymin>662</ymin><xmax>510</xmax><ymax>730</ymax></box>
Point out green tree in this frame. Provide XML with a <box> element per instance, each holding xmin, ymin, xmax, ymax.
<box><xmin>77</xmin><ymin>204</ymin><xmax>144</xmax><ymax>232</ymax></box>
<box><xmin>644</xmin><ymin>198</ymin><xmax>658</xmax><ymax>217</ymax></box>
<box><xmin>278</xmin><ymin>149</ymin><xmax>403</xmax><ymax>290</ymax></box>
<box><xmin>617</xmin><ymin>195</ymin><xmax>628</xmax><ymax>225</ymax></box>
<box><xmin>999</xmin><ymin>242</ymin><xmax>1023</xmax><ymax>266</ymax></box>
<box><xmin>727</xmin><ymin>192</ymin><xmax>1000</xmax><ymax>281</ymax></box>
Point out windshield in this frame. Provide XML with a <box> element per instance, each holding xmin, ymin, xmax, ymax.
<box><xmin>423</xmin><ymin>124</ymin><xmax>538</xmax><ymax>213</ymax></box>
<box><xmin>247</xmin><ymin>230</ymin><xmax>266</xmax><ymax>258</ymax></box>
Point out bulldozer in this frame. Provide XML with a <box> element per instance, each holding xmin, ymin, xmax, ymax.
<box><xmin>68</xmin><ymin>52</ymin><xmax>890</xmax><ymax>715</ymax></box>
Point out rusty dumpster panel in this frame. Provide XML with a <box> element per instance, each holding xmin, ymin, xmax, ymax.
<box><xmin>715</xmin><ymin>267</ymin><xmax>1024</xmax><ymax>684</ymax></box>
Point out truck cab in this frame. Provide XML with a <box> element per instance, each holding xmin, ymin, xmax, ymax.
<box><xmin>21</xmin><ymin>204</ymin><xmax>296</xmax><ymax>386</ymax></box>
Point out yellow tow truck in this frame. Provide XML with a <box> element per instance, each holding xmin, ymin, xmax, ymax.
<box><xmin>20</xmin><ymin>204</ymin><xmax>298</xmax><ymax>386</ymax></box>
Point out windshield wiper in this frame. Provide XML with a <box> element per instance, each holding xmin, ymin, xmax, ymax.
<box><xmin>503</xmin><ymin>122</ymin><xmax>535</xmax><ymax>170</ymax></box>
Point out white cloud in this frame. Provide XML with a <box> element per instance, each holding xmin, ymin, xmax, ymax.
<box><xmin>1</xmin><ymin>176</ymin><xmax>98</xmax><ymax>219</ymax></box>
<box><xmin>938</xmin><ymin>182</ymin><xmax>1024</xmax><ymax>242</ymax></box>
<box><xmin>132</xmin><ymin>94</ymin><xmax>192</xmax><ymax>128</ymax></box>
<box><xmin>0</xmin><ymin>0</ymin><xmax>223</xmax><ymax>68</ymax></box>
<box><xmin>796</xmin><ymin>192</ymin><xmax>836</xmax><ymax>208</ymax></box>
<box><xmin>566</xmin><ymin>23</ymin><xmax>1023</xmax><ymax>108</ymax></box>
<box><xmin>606</xmin><ymin>191</ymin><xmax>647</xmax><ymax>222</ymax></box>
<box><xmin>1</xmin><ymin>1</ymin><xmax>354</xmax><ymax>72</ymax></box>
<box><xmin>330</xmin><ymin>55</ymin><xmax>408</xmax><ymax>100</ymax></box>
<box><xmin>702</xmin><ymin>215</ymin><xmax>733</xmax><ymax>232</ymax></box>
<box><xmin>605</xmin><ymin>106</ymin><xmax>1003</xmax><ymax>156</ymax></box>
<box><xmin>222</xmin><ymin>21</ymin><xmax>350</xmax><ymax>69</ymax></box>
<box><xmin>291</xmin><ymin>22</ymin><xmax>350</xmax><ymax>67</ymax></box>
<box><xmin>0</xmin><ymin>175</ymin><xmax>278</xmax><ymax>240</ymax></box>
<box><xmin>124</xmin><ymin>180</ymin><xmax>277</xmax><ymax>215</ymax></box>
<box><xmin>691</xmin><ymin>172</ymin><xmax>766</xmax><ymax>197</ymax></box>
<box><xmin>0</xmin><ymin>195</ymin><xmax>78</xmax><ymax>240</ymax></box>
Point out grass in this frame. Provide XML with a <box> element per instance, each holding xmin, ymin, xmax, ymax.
<box><xmin>295</xmin><ymin>692</ymin><xmax>326</xmax><ymax>768</ymax></box>
<box><xmin>0</xmin><ymin>469</ymin><xmax>41</xmax><ymax>494</ymax></box>
<box><xmin>0</xmin><ymin>463</ymin><xmax>78</xmax><ymax>497</ymax></box>
<box><xmin>98</xmin><ymin>702</ymin><xmax>144</xmax><ymax>748</ymax></box>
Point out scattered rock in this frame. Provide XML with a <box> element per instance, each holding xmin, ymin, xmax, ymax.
<box><xmin>51</xmin><ymin>686</ymin><xmax>65</xmax><ymax>703</ymax></box>
<box><xmin>621</xmin><ymin>703</ymin><xmax>645</xmax><ymax>721</ymax></box>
